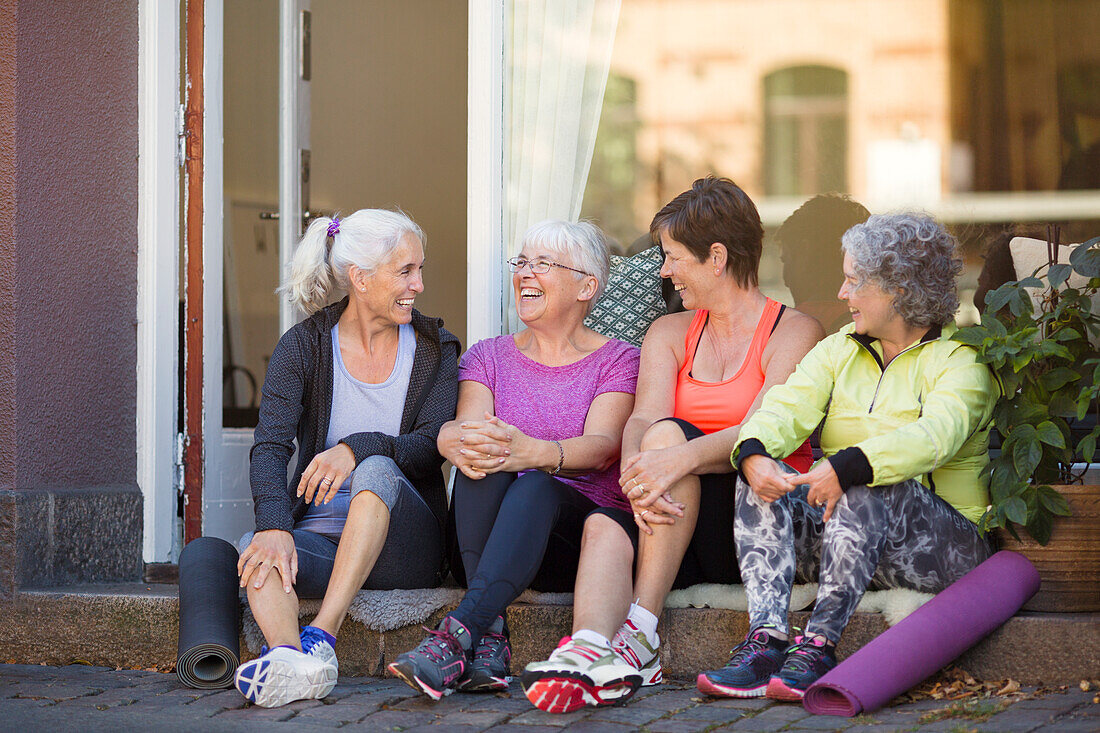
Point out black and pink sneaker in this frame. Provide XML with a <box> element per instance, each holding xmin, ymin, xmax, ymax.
<box><xmin>387</xmin><ymin>616</ymin><xmax>472</xmax><ymax>700</ymax></box>
<box><xmin>765</xmin><ymin>635</ymin><xmax>837</xmax><ymax>701</ymax></box>
<box><xmin>457</xmin><ymin>615</ymin><xmax>512</xmax><ymax>692</ymax></box>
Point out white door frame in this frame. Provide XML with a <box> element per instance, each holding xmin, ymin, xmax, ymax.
<box><xmin>202</xmin><ymin>0</ymin><xmax>312</xmax><ymax>545</ymax></box>
<box><xmin>202</xmin><ymin>0</ymin><xmax>228</xmax><ymax>542</ymax></box>
<box><xmin>279</xmin><ymin>0</ymin><xmax>311</xmax><ymax>334</ymax></box>
<box><xmin>467</xmin><ymin>0</ymin><xmax>506</xmax><ymax>345</ymax></box>
<box><xmin>138</xmin><ymin>0</ymin><xmax>508</xmax><ymax>558</ymax></box>
<box><xmin>136</xmin><ymin>0</ymin><xmax>182</xmax><ymax>563</ymax></box>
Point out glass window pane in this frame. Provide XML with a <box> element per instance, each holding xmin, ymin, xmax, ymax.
<box><xmin>578</xmin><ymin>0</ymin><xmax>1100</xmax><ymax>332</ymax></box>
<box><xmin>223</xmin><ymin>0</ymin><xmax>279</xmax><ymax>427</ymax></box>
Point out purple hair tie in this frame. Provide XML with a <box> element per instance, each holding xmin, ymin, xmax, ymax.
<box><xmin>326</xmin><ymin>217</ymin><xmax>341</xmax><ymax>238</ymax></box>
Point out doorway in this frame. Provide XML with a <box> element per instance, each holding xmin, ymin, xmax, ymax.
<box><xmin>204</xmin><ymin>0</ymin><xmax>468</xmax><ymax>544</ymax></box>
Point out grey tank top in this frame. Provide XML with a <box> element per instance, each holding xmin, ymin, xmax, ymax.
<box><xmin>295</xmin><ymin>321</ymin><xmax>415</xmax><ymax>536</ymax></box>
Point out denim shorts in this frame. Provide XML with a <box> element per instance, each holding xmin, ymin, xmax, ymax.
<box><xmin>239</xmin><ymin>456</ymin><xmax>443</xmax><ymax>595</ymax></box>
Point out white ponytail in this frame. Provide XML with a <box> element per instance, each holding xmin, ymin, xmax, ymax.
<box><xmin>278</xmin><ymin>209</ymin><xmax>425</xmax><ymax>314</ymax></box>
<box><xmin>278</xmin><ymin>217</ymin><xmax>336</xmax><ymax>314</ymax></box>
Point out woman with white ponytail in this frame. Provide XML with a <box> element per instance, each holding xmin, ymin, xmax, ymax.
<box><xmin>233</xmin><ymin>209</ymin><xmax>460</xmax><ymax>708</ymax></box>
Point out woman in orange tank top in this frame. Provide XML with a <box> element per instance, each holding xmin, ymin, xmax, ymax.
<box><xmin>521</xmin><ymin>177</ymin><xmax>824</xmax><ymax>711</ymax></box>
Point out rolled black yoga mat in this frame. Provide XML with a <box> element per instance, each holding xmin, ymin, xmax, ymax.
<box><xmin>177</xmin><ymin>536</ymin><xmax>241</xmax><ymax>689</ymax></box>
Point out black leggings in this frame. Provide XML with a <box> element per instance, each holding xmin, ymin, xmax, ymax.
<box><xmin>449</xmin><ymin>470</ymin><xmax>634</xmax><ymax>641</ymax></box>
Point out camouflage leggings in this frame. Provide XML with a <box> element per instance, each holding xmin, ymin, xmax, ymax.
<box><xmin>734</xmin><ymin>468</ymin><xmax>992</xmax><ymax>643</ymax></box>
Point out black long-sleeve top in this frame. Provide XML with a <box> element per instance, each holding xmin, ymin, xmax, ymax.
<box><xmin>249</xmin><ymin>297</ymin><xmax>461</xmax><ymax>533</ymax></box>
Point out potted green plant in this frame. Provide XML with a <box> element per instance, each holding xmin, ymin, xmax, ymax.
<box><xmin>954</xmin><ymin>233</ymin><xmax>1100</xmax><ymax>611</ymax></box>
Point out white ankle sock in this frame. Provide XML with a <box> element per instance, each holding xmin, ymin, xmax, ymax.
<box><xmin>571</xmin><ymin>628</ymin><xmax>612</xmax><ymax>649</ymax></box>
<box><xmin>628</xmin><ymin>601</ymin><xmax>660</xmax><ymax>647</ymax></box>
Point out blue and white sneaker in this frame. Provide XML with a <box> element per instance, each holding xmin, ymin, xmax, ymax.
<box><xmin>300</xmin><ymin>625</ymin><xmax>338</xmax><ymax>674</ymax></box>
<box><xmin>234</xmin><ymin>645</ymin><xmax>338</xmax><ymax>707</ymax></box>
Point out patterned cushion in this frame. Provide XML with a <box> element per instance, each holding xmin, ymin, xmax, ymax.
<box><xmin>584</xmin><ymin>245</ymin><xmax>666</xmax><ymax>347</ymax></box>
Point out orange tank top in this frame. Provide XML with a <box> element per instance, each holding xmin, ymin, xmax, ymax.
<box><xmin>673</xmin><ymin>299</ymin><xmax>813</xmax><ymax>472</ymax></box>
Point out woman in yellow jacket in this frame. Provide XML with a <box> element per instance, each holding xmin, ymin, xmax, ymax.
<box><xmin>697</xmin><ymin>213</ymin><xmax>999</xmax><ymax>702</ymax></box>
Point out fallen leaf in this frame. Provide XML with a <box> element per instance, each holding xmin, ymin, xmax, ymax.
<box><xmin>1080</xmin><ymin>680</ymin><xmax>1091</xmax><ymax>692</ymax></box>
<box><xmin>997</xmin><ymin>680</ymin><xmax>1021</xmax><ymax>696</ymax></box>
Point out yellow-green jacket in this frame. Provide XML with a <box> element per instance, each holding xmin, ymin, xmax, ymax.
<box><xmin>732</xmin><ymin>322</ymin><xmax>998</xmax><ymax>524</ymax></box>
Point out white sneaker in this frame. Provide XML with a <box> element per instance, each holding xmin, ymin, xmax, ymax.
<box><xmin>300</xmin><ymin>625</ymin><xmax>339</xmax><ymax>675</ymax></box>
<box><xmin>234</xmin><ymin>646</ymin><xmax>338</xmax><ymax>708</ymax></box>
<box><xmin>521</xmin><ymin>637</ymin><xmax>642</xmax><ymax>713</ymax></box>
<box><xmin>612</xmin><ymin>619</ymin><xmax>663</xmax><ymax>685</ymax></box>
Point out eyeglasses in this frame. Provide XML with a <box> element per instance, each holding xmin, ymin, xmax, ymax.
<box><xmin>506</xmin><ymin>256</ymin><xmax>591</xmax><ymax>276</ymax></box>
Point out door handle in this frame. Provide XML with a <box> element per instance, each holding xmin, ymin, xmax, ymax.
<box><xmin>257</xmin><ymin>210</ymin><xmax>333</xmax><ymax>224</ymax></box>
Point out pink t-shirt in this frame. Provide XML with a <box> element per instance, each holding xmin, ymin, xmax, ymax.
<box><xmin>459</xmin><ymin>334</ymin><xmax>640</xmax><ymax>509</ymax></box>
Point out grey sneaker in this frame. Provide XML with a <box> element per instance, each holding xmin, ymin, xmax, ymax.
<box><xmin>387</xmin><ymin>616</ymin><xmax>472</xmax><ymax>700</ymax></box>
<box><xmin>457</xmin><ymin>615</ymin><xmax>511</xmax><ymax>692</ymax></box>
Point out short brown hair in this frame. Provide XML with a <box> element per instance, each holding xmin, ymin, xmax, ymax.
<box><xmin>649</xmin><ymin>176</ymin><xmax>763</xmax><ymax>288</ymax></box>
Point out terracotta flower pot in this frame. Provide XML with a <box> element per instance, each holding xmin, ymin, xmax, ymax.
<box><xmin>994</xmin><ymin>484</ymin><xmax>1100</xmax><ymax>612</ymax></box>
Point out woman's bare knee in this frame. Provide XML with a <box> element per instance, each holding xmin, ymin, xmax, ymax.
<box><xmin>347</xmin><ymin>487</ymin><xmax>389</xmax><ymax>520</ymax></box>
<box><xmin>247</xmin><ymin>566</ymin><xmax>291</xmax><ymax>601</ymax></box>
<box><xmin>639</xmin><ymin>420</ymin><xmax>689</xmax><ymax>452</ymax></box>
<box><xmin>582</xmin><ymin>513</ymin><xmax>635</xmax><ymax>555</ymax></box>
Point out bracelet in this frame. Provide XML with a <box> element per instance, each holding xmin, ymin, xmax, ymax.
<box><xmin>547</xmin><ymin>440</ymin><xmax>564</xmax><ymax>476</ymax></box>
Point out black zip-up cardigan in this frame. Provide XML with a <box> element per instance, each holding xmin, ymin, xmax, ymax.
<box><xmin>249</xmin><ymin>297</ymin><xmax>461</xmax><ymax>534</ymax></box>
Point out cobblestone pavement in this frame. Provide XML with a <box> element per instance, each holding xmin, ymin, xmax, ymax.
<box><xmin>0</xmin><ymin>664</ymin><xmax>1096</xmax><ymax>732</ymax></box>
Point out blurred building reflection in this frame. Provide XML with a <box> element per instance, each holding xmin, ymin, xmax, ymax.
<box><xmin>579</xmin><ymin>0</ymin><xmax>1100</xmax><ymax>326</ymax></box>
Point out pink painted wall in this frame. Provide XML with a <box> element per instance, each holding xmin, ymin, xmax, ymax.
<box><xmin>0</xmin><ymin>1</ymin><xmax>16</xmax><ymax>489</ymax></box>
<box><xmin>3</xmin><ymin>0</ymin><xmax>138</xmax><ymax>490</ymax></box>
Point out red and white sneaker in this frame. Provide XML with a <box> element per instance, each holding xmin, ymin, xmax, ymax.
<box><xmin>521</xmin><ymin>636</ymin><xmax>642</xmax><ymax>713</ymax></box>
<box><xmin>611</xmin><ymin>620</ymin><xmax>662</xmax><ymax>686</ymax></box>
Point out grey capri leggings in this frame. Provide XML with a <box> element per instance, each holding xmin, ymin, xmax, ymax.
<box><xmin>239</xmin><ymin>455</ymin><xmax>444</xmax><ymax>595</ymax></box>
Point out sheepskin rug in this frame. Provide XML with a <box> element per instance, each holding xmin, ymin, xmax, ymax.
<box><xmin>242</xmin><ymin>584</ymin><xmax>931</xmax><ymax>653</ymax></box>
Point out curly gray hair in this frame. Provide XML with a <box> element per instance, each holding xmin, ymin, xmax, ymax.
<box><xmin>841</xmin><ymin>213</ymin><xmax>962</xmax><ymax>328</ymax></box>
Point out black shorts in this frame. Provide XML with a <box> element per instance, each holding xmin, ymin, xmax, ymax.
<box><xmin>658</xmin><ymin>417</ymin><xmax>741</xmax><ymax>588</ymax></box>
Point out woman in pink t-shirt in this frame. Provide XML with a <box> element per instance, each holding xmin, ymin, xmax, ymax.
<box><xmin>388</xmin><ymin>220</ymin><xmax>640</xmax><ymax>700</ymax></box>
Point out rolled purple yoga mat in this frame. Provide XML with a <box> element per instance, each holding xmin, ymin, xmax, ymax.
<box><xmin>802</xmin><ymin>550</ymin><xmax>1039</xmax><ymax>717</ymax></box>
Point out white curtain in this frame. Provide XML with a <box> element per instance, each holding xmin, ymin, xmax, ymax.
<box><xmin>504</xmin><ymin>0</ymin><xmax>621</xmax><ymax>332</ymax></box>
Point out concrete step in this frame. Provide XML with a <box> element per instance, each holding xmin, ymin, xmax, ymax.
<box><xmin>1</xmin><ymin>584</ymin><xmax>1096</xmax><ymax>685</ymax></box>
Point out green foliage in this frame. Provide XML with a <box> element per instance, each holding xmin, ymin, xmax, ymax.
<box><xmin>954</xmin><ymin>236</ymin><xmax>1100</xmax><ymax>544</ymax></box>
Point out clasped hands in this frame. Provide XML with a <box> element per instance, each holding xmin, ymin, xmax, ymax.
<box><xmin>451</xmin><ymin>412</ymin><xmax>537</xmax><ymax>479</ymax></box>
<box><xmin>740</xmin><ymin>453</ymin><xmax>844</xmax><ymax>522</ymax></box>
<box><xmin>618</xmin><ymin>446</ymin><xmax>688</xmax><ymax>535</ymax></box>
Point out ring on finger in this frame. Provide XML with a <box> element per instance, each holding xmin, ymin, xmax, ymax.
<box><xmin>640</xmin><ymin>509</ymin><xmax>650</xmax><ymax>518</ymax></box>
<box><xmin>321</xmin><ymin>476</ymin><xmax>333</xmax><ymax>484</ymax></box>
